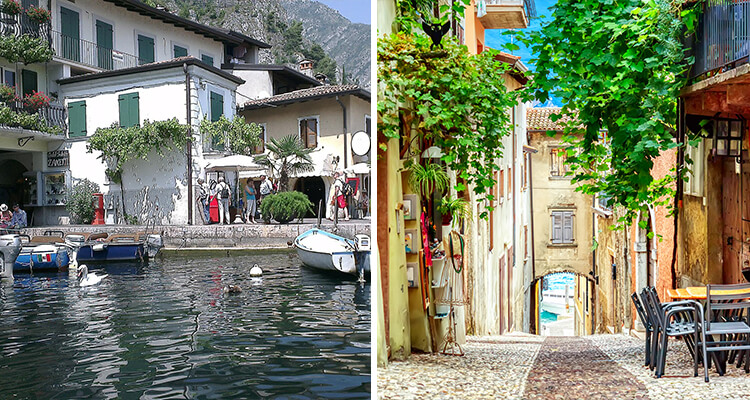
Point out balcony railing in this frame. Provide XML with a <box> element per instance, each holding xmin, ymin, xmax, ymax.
<box><xmin>5</xmin><ymin>101</ymin><xmax>67</xmax><ymax>133</ymax></box>
<box><xmin>689</xmin><ymin>0</ymin><xmax>750</xmax><ymax>79</ymax></box>
<box><xmin>50</xmin><ymin>30</ymin><xmax>140</xmax><ymax>71</ymax></box>
<box><xmin>480</xmin><ymin>0</ymin><xmax>536</xmax><ymax>29</ymax></box>
<box><xmin>0</xmin><ymin>12</ymin><xmax>50</xmax><ymax>40</ymax></box>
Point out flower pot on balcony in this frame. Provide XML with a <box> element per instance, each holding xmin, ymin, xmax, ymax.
<box><xmin>0</xmin><ymin>0</ymin><xmax>22</xmax><ymax>16</ymax></box>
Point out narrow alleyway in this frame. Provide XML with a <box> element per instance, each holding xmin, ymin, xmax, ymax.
<box><xmin>378</xmin><ymin>334</ymin><xmax>750</xmax><ymax>399</ymax></box>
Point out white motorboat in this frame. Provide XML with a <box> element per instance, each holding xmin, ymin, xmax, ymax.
<box><xmin>294</xmin><ymin>229</ymin><xmax>370</xmax><ymax>276</ymax></box>
<box><xmin>0</xmin><ymin>234</ymin><xmax>22</xmax><ymax>279</ymax></box>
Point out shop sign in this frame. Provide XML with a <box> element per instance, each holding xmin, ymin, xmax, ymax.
<box><xmin>47</xmin><ymin>150</ymin><xmax>69</xmax><ymax>168</ymax></box>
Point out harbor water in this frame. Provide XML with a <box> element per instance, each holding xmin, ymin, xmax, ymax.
<box><xmin>0</xmin><ymin>251</ymin><xmax>371</xmax><ymax>399</ymax></box>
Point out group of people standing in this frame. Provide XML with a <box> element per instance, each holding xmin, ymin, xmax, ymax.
<box><xmin>0</xmin><ymin>203</ymin><xmax>27</xmax><ymax>229</ymax></box>
<box><xmin>196</xmin><ymin>175</ymin><xmax>274</xmax><ymax>225</ymax></box>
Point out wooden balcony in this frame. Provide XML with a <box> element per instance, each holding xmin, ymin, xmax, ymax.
<box><xmin>478</xmin><ymin>0</ymin><xmax>535</xmax><ymax>29</ymax></box>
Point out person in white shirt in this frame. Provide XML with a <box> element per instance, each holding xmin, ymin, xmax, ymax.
<box><xmin>216</xmin><ymin>176</ymin><xmax>231</xmax><ymax>225</ymax></box>
<box><xmin>331</xmin><ymin>171</ymin><xmax>350</xmax><ymax>221</ymax></box>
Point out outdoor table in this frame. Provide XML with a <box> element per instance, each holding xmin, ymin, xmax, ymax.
<box><xmin>668</xmin><ymin>286</ymin><xmax>750</xmax><ymax>376</ymax></box>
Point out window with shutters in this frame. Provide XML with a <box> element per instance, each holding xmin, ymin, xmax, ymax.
<box><xmin>550</xmin><ymin>210</ymin><xmax>575</xmax><ymax>245</ymax></box>
<box><xmin>210</xmin><ymin>91</ymin><xmax>224</xmax><ymax>151</ymax></box>
<box><xmin>68</xmin><ymin>101</ymin><xmax>86</xmax><ymax>137</ymax></box>
<box><xmin>118</xmin><ymin>92</ymin><xmax>139</xmax><ymax>128</ymax></box>
<box><xmin>173</xmin><ymin>44</ymin><xmax>188</xmax><ymax>58</ymax></box>
<box><xmin>550</xmin><ymin>147</ymin><xmax>571</xmax><ymax>177</ymax></box>
<box><xmin>137</xmin><ymin>34</ymin><xmax>155</xmax><ymax>64</ymax></box>
<box><xmin>498</xmin><ymin>169</ymin><xmax>504</xmax><ymax>201</ymax></box>
<box><xmin>253</xmin><ymin>123</ymin><xmax>267</xmax><ymax>154</ymax></box>
<box><xmin>685</xmin><ymin>137</ymin><xmax>704</xmax><ymax>197</ymax></box>
<box><xmin>200</xmin><ymin>53</ymin><xmax>214</xmax><ymax>67</ymax></box>
<box><xmin>21</xmin><ymin>69</ymin><xmax>36</xmax><ymax>97</ymax></box>
<box><xmin>299</xmin><ymin>116</ymin><xmax>318</xmax><ymax>148</ymax></box>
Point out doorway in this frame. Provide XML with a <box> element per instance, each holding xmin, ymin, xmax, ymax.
<box><xmin>294</xmin><ymin>177</ymin><xmax>325</xmax><ymax>218</ymax></box>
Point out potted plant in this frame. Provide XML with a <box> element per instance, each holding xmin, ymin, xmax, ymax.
<box><xmin>437</xmin><ymin>196</ymin><xmax>472</xmax><ymax>226</ymax></box>
<box><xmin>407</xmin><ymin>161</ymin><xmax>449</xmax><ymax>197</ymax></box>
<box><xmin>0</xmin><ymin>0</ymin><xmax>22</xmax><ymax>16</ymax></box>
<box><xmin>0</xmin><ymin>84</ymin><xmax>17</xmax><ymax>104</ymax></box>
<box><xmin>25</xmin><ymin>5</ymin><xmax>50</xmax><ymax>24</ymax></box>
<box><xmin>23</xmin><ymin>90</ymin><xmax>50</xmax><ymax>112</ymax></box>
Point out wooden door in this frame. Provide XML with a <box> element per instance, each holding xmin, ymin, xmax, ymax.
<box><xmin>723</xmin><ymin>158</ymin><xmax>742</xmax><ymax>284</ymax></box>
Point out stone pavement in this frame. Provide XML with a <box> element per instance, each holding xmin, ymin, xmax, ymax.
<box><xmin>378</xmin><ymin>333</ymin><xmax>750</xmax><ymax>399</ymax></box>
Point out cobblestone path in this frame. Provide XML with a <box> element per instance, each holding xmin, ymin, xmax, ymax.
<box><xmin>524</xmin><ymin>336</ymin><xmax>648</xmax><ymax>400</ymax></box>
<box><xmin>378</xmin><ymin>333</ymin><xmax>750</xmax><ymax>399</ymax></box>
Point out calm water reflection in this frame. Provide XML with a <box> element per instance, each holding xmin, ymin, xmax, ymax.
<box><xmin>0</xmin><ymin>251</ymin><xmax>371</xmax><ymax>399</ymax></box>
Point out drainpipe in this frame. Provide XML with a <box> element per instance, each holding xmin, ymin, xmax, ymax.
<box><xmin>184</xmin><ymin>63</ymin><xmax>193</xmax><ymax>225</ymax></box>
<box><xmin>336</xmin><ymin>96</ymin><xmax>348</xmax><ymax>169</ymax></box>
<box><xmin>527</xmin><ymin>148</ymin><xmax>537</xmax><ymax>333</ymax></box>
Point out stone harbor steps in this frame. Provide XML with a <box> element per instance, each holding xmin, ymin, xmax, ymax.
<box><xmin>22</xmin><ymin>218</ymin><xmax>370</xmax><ymax>251</ymax></box>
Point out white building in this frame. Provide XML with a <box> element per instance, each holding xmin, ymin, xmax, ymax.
<box><xmin>0</xmin><ymin>0</ymin><xmax>340</xmax><ymax>225</ymax></box>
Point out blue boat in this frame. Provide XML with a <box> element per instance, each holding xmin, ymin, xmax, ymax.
<box><xmin>65</xmin><ymin>232</ymin><xmax>162</xmax><ymax>263</ymax></box>
<box><xmin>14</xmin><ymin>236</ymin><xmax>72</xmax><ymax>272</ymax></box>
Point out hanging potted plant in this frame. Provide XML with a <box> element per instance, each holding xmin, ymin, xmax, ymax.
<box><xmin>0</xmin><ymin>0</ymin><xmax>22</xmax><ymax>16</ymax></box>
<box><xmin>25</xmin><ymin>5</ymin><xmax>50</xmax><ymax>24</ymax></box>
<box><xmin>407</xmin><ymin>161</ymin><xmax>449</xmax><ymax>197</ymax></box>
<box><xmin>437</xmin><ymin>196</ymin><xmax>472</xmax><ymax>226</ymax></box>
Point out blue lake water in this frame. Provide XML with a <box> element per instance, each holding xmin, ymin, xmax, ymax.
<box><xmin>0</xmin><ymin>251</ymin><xmax>370</xmax><ymax>399</ymax></box>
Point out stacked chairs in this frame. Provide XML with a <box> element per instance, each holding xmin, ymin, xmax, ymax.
<box><xmin>632</xmin><ymin>287</ymin><xmax>701</xmax><ymax>378</ymax></box>
<box><xmin>698</xmin><ymin>283</ymin><xmax>750</xmax><ymax>382</ymax></box>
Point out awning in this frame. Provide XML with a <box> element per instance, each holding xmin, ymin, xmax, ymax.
<box><xmin>239</xmin><ymin>170</ymin><xmax>267</xmax><ymax>179</ymax></box>
<box><xmin>345</xmin><ymin>162</ymin><xmax>370</xmax><ymax>175</ymax></box>
<box><xmin>205</xmin><ymin>154</ymin><xmax>265</xmax><ymax>171</ymax></box>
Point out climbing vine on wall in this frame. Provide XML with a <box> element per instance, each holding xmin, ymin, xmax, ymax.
<box><xmin>514</xmin><ymin>0</ymin><xmax>701</xmax><ymax>223</ymax></box>
<box><xmin>198</xmin><ymin>115</ymin><xmax>262</xmax><ymax>155</ymax></box>
<box><xmin>87</xmin><ymin>118</ymin><xmax>189</xmax><ymax>179</ymax></box>
<box><xmin>378</xmin><ymin>32</ymin><xmax>521</xmax><ymax>217</ymax></box>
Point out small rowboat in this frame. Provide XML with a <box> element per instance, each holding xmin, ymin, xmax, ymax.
<box><xmin>14</xmin><ymin>232</ymin><xmax>71</xmax><ymax>271</ymax></box>
<box><xmin>68</xmin><ymin>233</ymin><xmax>160</xmax><ymax>263</ymax></box>
<box><xmin>293</xmin><ymin>228</ymin><xmax>370</xmax><ymax>277</ymax></box>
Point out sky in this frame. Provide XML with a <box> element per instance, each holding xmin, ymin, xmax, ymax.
<box><xmin>485</xmin><ymin>0</ymin><xmax>556</xmax><ymax>69</ymax></box>
<box><xmin>316</xmin><ymin>0</ymin><xmax>371</xmax><ymax>25</ymax></box>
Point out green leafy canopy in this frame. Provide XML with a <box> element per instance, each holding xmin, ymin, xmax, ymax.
<box><xmin>378</xmin><ymin>32</ymin><xmax>520</xmax><ymax>217</ymax></box>
<box><xmin>514</xmin><ymin>0</ymin><xmax>701</xmax><ymax>223</ymax></box>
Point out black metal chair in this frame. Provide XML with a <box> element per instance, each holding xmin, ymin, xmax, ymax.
<box><xmin>632</xmin><ymin>291</ymin><xmax>654</xmax><ymax>367</ymax></box>
<box><xmin>642</xmin><ymin>287</ymin><xmax>701</xmax><ymax>378</ymax></box>
<box><xmin>699</xmin><ymin>283</ymin><xmax>750</xmax><ymax>382</ymax></box>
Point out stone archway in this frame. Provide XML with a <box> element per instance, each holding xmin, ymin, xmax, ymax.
<box><xmin>531</xmin><ymin>270</ymin><xmax>595</xmax><ymax>336</ymax></box>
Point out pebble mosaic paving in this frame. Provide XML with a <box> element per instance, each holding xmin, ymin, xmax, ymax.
<box><xmin>378</xmin><ymin>333</ymin><xmax>750</xmax><ymax>399</ymax></box>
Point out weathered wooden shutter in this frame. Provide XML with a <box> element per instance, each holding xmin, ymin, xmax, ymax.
<box><xmin>551</xmin><ymin>212</ymin><xmax>562</xmax><ymax>243</ymax></box>
<box><xmin>562</xmin><ymin>211</ymin><xmax>574</xmax><ymax>243</ymax></box>
<box><xmin>67</xmin><ymin>101</ymin><xmax>86</xmax><ymax>137</ymax></box>
<box><xmin>201</xmin><ymin>54</ymin><xmax>214</xmax><ymax>66</ymax></box>
<box><xmin>306</xmin><ymin>118</ymin><xmax>317</xmax><ymax>148</ymax></box>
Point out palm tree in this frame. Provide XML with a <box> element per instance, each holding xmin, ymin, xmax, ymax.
<box><xmin>253</xmin><ymin>134</ymin><xmax>315</xmax><ymax>192</ymax></box>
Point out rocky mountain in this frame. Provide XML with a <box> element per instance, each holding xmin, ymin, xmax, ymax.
<box><xmin>150</xmin><ymin>0</ymin><xmax>370</xmax><ymax>88</ymax></box>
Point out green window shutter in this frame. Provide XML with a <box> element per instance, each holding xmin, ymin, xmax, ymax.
<box><xmin>60</xmin><ymin>7</ymin><xmax>80</xmax><ymax>62</ymax></box>
<box><xmin>201</xmin><ymin>54</ymin><xmax>214</xmax><ymax>66</ymax></box>
<box><xmin>96</xmin><ymin>20</ymin><xmax>113</xmax><ymax>69</ymax></box>
<box><xmin>174</xmin><ymin>45</ymin><xmax>187</xmax><ymax>58</ymax></box>
<box><xmin>210</xmin><ymin>91</ymin><xmax>223</xmax><ymax>122</ymax></box>
<box><xmin>137</xmin><ymin>35</ymin><xmax>154</xmax><ymax>64</ymax></box>
<box><xmin>118</xmin><ymin>92</ymin><xmax>139</xmax><ymax>128</ymax></box>
<box><xmin>67</xmin><ymin>101</ymin><xmax>86</xmax><ymax>137</ymax></box>
<box><xmin>21</xmin><ymin>69</ymin><xmax>37</xmax><ymax>97</ymax></box>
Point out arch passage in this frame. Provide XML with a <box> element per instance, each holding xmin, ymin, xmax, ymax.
<box><xmin>294</xmin><ymin>177</ymin><xmax>326</xmax><ymax>218</ymax></box>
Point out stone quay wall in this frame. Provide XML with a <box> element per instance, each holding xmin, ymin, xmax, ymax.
<box><xmin>22</xmin><ymin>222</ymin><xmax>370</xmax><ymax>250</ymax></box>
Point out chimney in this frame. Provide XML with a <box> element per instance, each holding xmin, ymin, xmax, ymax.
<box><xmin>299</xmin><ymin>59</ymin><xmax>314</xmax><ymax>78</ymax></box>
<box><xmin>314</xmin><ymin>73</ymin><xmax>329</xmax><ymax>85</ymax></box>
